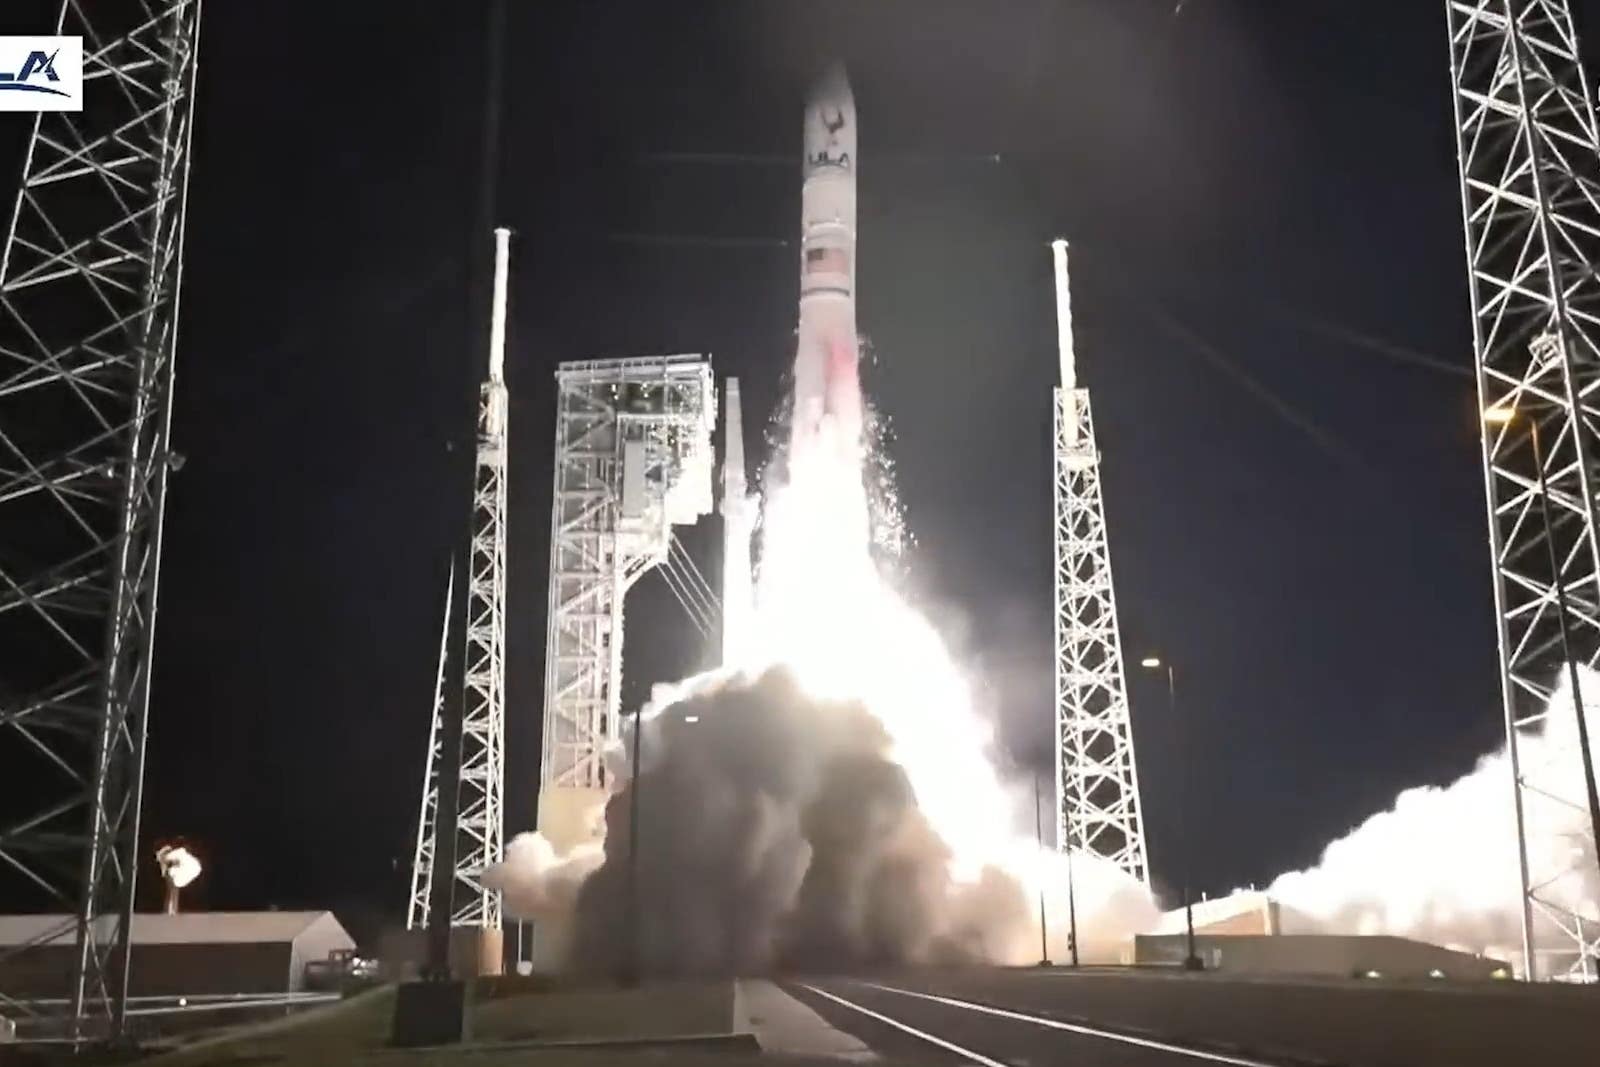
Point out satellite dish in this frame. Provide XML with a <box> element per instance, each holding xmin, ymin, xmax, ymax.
<box><xmin>156</xmin><ymin>844</ymin><xmax>202</xmax><ymax>889</ymax></box>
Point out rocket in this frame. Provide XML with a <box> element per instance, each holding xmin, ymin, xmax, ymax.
<box><xmin>792</xmin><ymin>65</ymin><xmax>862</xmax><ymax>451</ymax></box>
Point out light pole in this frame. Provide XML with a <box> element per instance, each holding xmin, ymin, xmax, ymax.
<box><xmin>1063</xmin><ymin>787</ymin><xmax>1081</xmax><ymax>968</ymax></box>
<box><xmin>1484</xmin><ymin>404</ymin><xmax>1600</xmax><ymax>898</ymax></box>
<box><xmin>1141</xmin><ymin>656</ymin><xmax>1202</xmax><ymax>972</ymax></box>
<box><xmin>623</xmin><ymin>707</ymin><xmax>645</xmax><ymax>987</ymax></box>
<box><xmin>1033</xmin><ymin>772</ymin><xmax>1052</xmax><ymax>967</ymax></box>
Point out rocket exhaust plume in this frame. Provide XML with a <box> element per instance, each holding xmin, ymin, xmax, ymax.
<box><xmin>488</xmin><ymin>64</ymin><xmax>1157</xmax><ymax>974</ymax></box>
<box><xmin>490</xmin><ymin>668</ymin><xmax>1154</xmax><ymax>976</ymax></box>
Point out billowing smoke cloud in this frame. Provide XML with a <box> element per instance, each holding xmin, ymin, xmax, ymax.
<box><xmin>574</xmin><ymin>668</ymin><xmax>987</xmax><ymax>975</ymax></box>
<box><xmin>1267</xmin><ymin>668</ymin><xmax>1600</xmax><ymax>973</ymax></box>
<box><xmin>484</xmin><ymin>831</ymin><xmax>603</xmax><ymax>921</ymax></box>
<box><xmin>489</xmin><ymin>665</ymin><xmax>1156</xmax><ymax>975</ymax></box>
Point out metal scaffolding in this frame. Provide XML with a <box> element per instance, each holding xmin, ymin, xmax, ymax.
<box><xmin>408</xmin><ymin>229</ymin><xmax>512</xmax><ymax>932</ymax></box>
<box><xmin>539</xmin><ymin>355</ymin><xmax>714</xmax><ymax>793</ymax></box>
<box><xmin>1447</xmin><ymin>0</ymin><xmax>1600</xmax><ymax>981</ymax></box>
<box><xmin>0</xmin><ymin>0</ymin><xmax>203</xmax><ymax>1040</ymax></box>
<box><xmin>1050</xmin><ymin>240</ymin><xmax>1149</xmax><ymax>886</ymax></box>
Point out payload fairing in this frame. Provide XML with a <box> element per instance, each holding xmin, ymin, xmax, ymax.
<box><xmin>792</xmin><ymin>65</ymin><xmax>863</xmax><ymax>451</ymax></box>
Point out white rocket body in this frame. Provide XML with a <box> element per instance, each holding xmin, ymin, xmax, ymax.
<box><xmin>793</xmin><ymin>66</ymin><xmax>861</xmax><ymax>451</ymax></box>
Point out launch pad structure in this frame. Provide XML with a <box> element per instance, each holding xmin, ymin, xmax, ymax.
<box><xmin>536</xmin><ymin>355</ymin><xmax>715</xmax><ymax>855</ymax></box>
<box><xmin>1050</xmin><ymin>241</ymin><xmax>1150</xmax><ymax>887</ymax></box>
<box><xmin>1447</xmin><ymin>0</ymin><xmax>1600</xmax><ymax>981</ymax></box>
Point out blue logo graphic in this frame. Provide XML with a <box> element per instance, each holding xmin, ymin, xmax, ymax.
<box><xmin>0</xmin><ymin>50</ymin><xmax>67</xmax><ymax>97</ymax></box>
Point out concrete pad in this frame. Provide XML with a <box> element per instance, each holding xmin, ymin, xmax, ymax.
<box><xmin>473</xmin><ymin>980</ymin><xmax>736</xmax><ymax>1043</ymax></box>
<box><xmin>736</xmin><ymin>979</ymin><xmax>876</xmax><ymax>1061</ymax></box>
<box><xmin>905</xmin><ymin>967</ymin><xmax>1600</xmax><ymax>1067</ymax></box>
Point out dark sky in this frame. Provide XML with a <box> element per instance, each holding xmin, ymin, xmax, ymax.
<box><xmin>8</xmin><ymin>0</ymin><xmax>1599</xmax><ymax>941</ymax></box>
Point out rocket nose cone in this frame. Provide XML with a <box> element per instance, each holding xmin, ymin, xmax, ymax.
<box><xmin>805</xmin><ymin>61</ymin><xmax>857</xmax><ymax>176</ymax></box>
<box><xmin>810</xmin><ymin>62</ymin><xmax>852</xmax><ymax>107</ymax></box>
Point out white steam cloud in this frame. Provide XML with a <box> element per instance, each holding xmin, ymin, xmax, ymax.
<box><xmin>1268</xmin><ymin>669</ymin><xmax>1600</xmax><ymax>974</ymax></box>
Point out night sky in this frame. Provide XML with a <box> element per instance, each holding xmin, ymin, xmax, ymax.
<box><xmin>7</xmin><ymin>0</ymin><xmax>1598</xmax><ymax>944</ymax></box>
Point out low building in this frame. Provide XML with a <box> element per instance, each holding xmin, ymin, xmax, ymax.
<box><xmin>0</xmin><ymin>911</ymin><xmax>355</xmax><ymax>999</ymax></box>
<box><xmin>1134</xmin><ymin>932</ymin><xmax>1508</xmax><ymax>980</ymax></box>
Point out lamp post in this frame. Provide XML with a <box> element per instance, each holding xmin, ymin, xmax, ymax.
<box><xmin>1484</xmin><ymin>404</ymin><xmax>1600</xmax><ymax>899</ymax></box>
<box><xmin>1063</xmin><ymin>787</ymin><xmax>1081</xmax><ymax>968</ymax></box>
<box><xmin>1141</xmin><ymin>656</ymin><xmax>1202</xmax><ymax>972</ymax></box>
<box><xmin>1033</xmin><ymin>771</ymin><xmax>1052</xmax><ymax>966</ymax></box>
<box><xmin>623</xmin><ymin>707</ymin><xmax>645</xmax><ymax>987</ymax></box>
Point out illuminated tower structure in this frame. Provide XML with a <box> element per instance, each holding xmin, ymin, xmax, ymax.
<box><xmin>1447</xmin><ymin>0</ymin><xmax>1600</xmax><ymax>981</ymax></box>
<box><xmin>0</xmin><ymin>2</ymin><xmax>203</xmax><ymax>1042</ymax></box>
<box><xmin>536</xmin><ymin>356</ymin><xmax>714</xmax><ymax>852</ymax></box>
<box><xmin>408</xmin><ymin>229</ymin><xmax>512</xmax><ymax>933</ymax></box>
<box><xmin>1050</xmin><ymin>240</ymin><xmax>1149</xmax><ymax>886</ymax></box>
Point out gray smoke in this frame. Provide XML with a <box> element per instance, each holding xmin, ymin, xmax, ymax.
<box><xmin>558</xmin><ymin>666</ymin><xmax>1034</xmax><ymax>977</ymax></box>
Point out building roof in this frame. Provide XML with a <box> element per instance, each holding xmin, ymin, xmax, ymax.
<box><xmin>0</xmin><ymin>911</ymin><xmax>350</xmax><ymax>948</ymax></box>
<box><xmin>1151</xmin><ymin>890</ymin><xmax>1280</xmax><ymax>936</ymax></box>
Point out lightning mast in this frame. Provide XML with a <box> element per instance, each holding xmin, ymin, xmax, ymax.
<box><xmin>0</xmin><ymin>2</ymin><xmax>203</xmax><ymax>1042</ymax></box>
<box><xmin>1447</xmin><ymin>0</ymin><xmax>1600</xmax><ymax>980</ymax></box>
<box><xmin>409</xmin><ymin>228</ymin><xmax>512</xmax><ymax>933</ymax></box>
<box><xmin>1051</xmin><ymin>240</ymin><xmax>1149</xmax><ymax>885</ymax></box>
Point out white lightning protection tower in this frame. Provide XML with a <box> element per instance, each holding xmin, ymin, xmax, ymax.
<box><xmin>1447</xmin><ymin>0</ymin><xmax>1600</xmax><ymax>981</ymax></box>
<box><xmin>1050</xmin><ymin>240</ymin><xmax>1150</xmax><ymax>887</ymax></box>
<box><xmin>409</xmin><ymin>228</ymin><xmax>513</xmax><ymax>932</ymax></box>
<box><xmin>0</xmin><ymin>1</ymin><xmax>203</xmax><ymax>1042</ymax></box>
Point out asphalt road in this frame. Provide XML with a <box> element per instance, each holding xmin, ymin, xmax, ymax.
<box><xmin>788</xmin><ymin>973</ymin><xmax>1296</xmax><ymax>1067</ymax></box>
<box><xmin>784</xmin><ymin>967</ymin><xmax>1600</xmax><ymax>1067</ymax></box>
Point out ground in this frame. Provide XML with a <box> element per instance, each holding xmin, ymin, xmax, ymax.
<box><xmin>110</xmin><ymin>966</ymin><xmax>1600</xmax><ymax>1066</ymax></box>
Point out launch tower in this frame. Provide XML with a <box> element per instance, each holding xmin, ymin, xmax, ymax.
<box><xmin>536</xmin><ymin>356</ymin><xmax>714</xmax><ymax>851</ymax></box>
<box><xmin>1050</xmin><ymin>240</ymin><xmax>1149</xmax><ymax>886</ymax></box>
<box><xmin>1447</xmin><ymin>0</ymin><xmax>1600</xmax><ymax>981</ymax></box>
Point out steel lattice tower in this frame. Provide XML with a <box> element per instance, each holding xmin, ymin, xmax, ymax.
<box><xmin>537</xmin><ymin>356</ymin><xmax>712</xmax><ymax>823</ymax></box>
<box><xmin>1050</xmin><ymin>241</ymin><xmax>1148</xmax><ymax>886</ymax></box>
<box><xmin>408</xmin><ymin>228</ymin><xmax>512</xmax><ymax>932</ymax></box>
<box><xmin>0</xmin><ymin>2</ymin><xmax>202</xmax><ymax>1041</ymax></box>
<box><xmin>1448</xmin><ymin>0</ymin><xmax>1600</xmax><ymax>981</ymax></box>
<box><xmin>526</xmin><ymin>355</ymin><xmax>711</xmax><ymax>970</ymax></box>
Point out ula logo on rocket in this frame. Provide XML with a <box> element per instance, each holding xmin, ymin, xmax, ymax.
<box><xmin>809</xmin><ymin>108</ymin><xmax>851</xmax><ymax>170</ymax></box>
<box><xmin>0</xmin><ymin>37</ymin><xmax>83</xmax><ymax>112</ymax></box>
<box><xmin>812</xmin><ymin>111</ymin><xmax>851</xmax><ymax>171</ymax></box>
